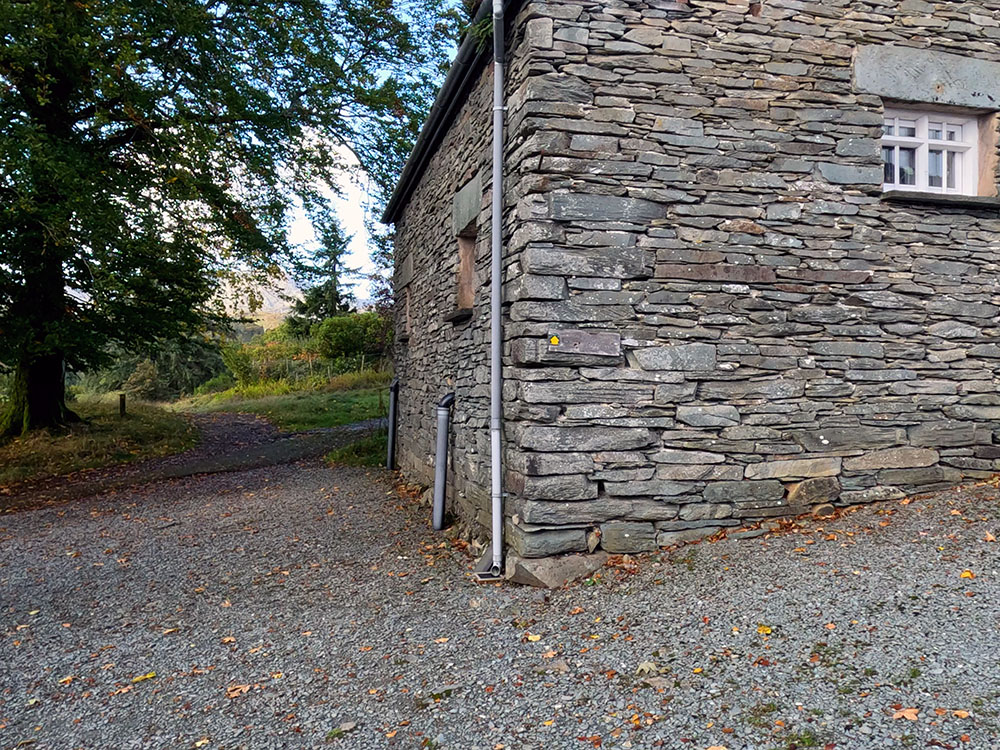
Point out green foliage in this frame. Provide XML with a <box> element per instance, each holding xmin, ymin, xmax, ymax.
<box><xmin>469</xmin><ymin>17</ymin><xmax>494</xmax><ymax>53</ymax></box>
<box><xmin>179</xmin><ymin>388</ymin><xmax>388</xmax><ymax>431</ymax></box>
<box><xmin>287</xmin><ymin>214</ymin><xmax>355</xmax><ymax>336</ymax></box>
<box><xmin>313</xmin><ymin>312</ymin><xmax>391</xmax><ymax>361</ymax></box>
<box><xmin>0</xmin><ymin>0</ymin><xmax>461</xmax><ymax>435</ymax></box>
<box><xmin>74</xmin><ymin>337</ymin><xmax>227</xmax><ymax>400</ymax></box>
<box><xmin>327</xmin><ymin>430</ymin><xmax>388</xmax><ymax>467</ymax></box>
<box><xmin>221</xmin><ymin>343</ymin><xmax>257</xmax><ymax>388</ymax></box>
<box><xmin>194</xmin><ymin>373</ymin><xmax>235</xmax><ymax>396</ymax></box>
<box><xmin>123</xmin><ymin>360</ymin><xmax>163</xmax><ymax>401</ymax></box>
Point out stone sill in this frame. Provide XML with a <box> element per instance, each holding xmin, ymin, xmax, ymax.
<box><xmin>444</xmin><ymin>307</ymin><xmax>473</xmax><ymax>325</ymax></box>
<box><xmin>881</xmin><ymin>190</ymin><xmax>1000</xmax><ymax>209</ymax></box>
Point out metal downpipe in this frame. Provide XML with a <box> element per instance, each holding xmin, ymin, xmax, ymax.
<box><xmin>386</xmin><ymin>378</ymin><xmax>399</xmax><ymax>470</ymax></box>
<box><xmin>433</xmin><ymin>393</ymin><xmax>455</xmax><ymax>531</ymax></box>
<box><xmin>487</xmin><ymin>0</ymin><xmax>505</xmax><ymax>579</ymax></box>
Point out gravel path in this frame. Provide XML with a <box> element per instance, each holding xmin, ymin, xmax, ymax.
<box><xmin>0</xmin><ymin>413</ymin><xmax>385</xmax><ymax>511</ymax></box>
<box><xmin>1</xmin><ymin>459</ymin><xmax>999</xmax><ymax>750</ymax></box>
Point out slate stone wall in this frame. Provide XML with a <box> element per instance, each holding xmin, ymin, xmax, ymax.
<box><xmin>391</xmin><ymin>8</ymin><xmax>538</xmax><ymax>528</ymax></box>
<box><xmin>503</xmin><ymin>0</ymin><xmax>1000</xmax><ymax>556</ymax></box>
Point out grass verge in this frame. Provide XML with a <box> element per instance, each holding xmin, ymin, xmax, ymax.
<box><xmin>176</xmin><ymin>387</ymin><xmax>389</xmax><ymax>431</ymax></box>
<box><xmin>0</xmin><ymin>398</ymin><xmax>198</xmax><ymax>486</ymax></box>
<box><xmin>327</xmin><ymin>430</ymin><xmax>388</xmax><ymax>467</ymax></box>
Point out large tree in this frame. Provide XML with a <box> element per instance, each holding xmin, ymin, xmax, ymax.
<box><xmin>0</xmin><ymin>0</ymin><xmax>457</xmax><ymax>437</ymax></box>
<box><xmin>287</xmin><ymin>210</ymin><xmax>354</xmax><ymax>338</ymax></box>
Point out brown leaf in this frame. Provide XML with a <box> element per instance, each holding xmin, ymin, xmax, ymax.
<box><xmin>892</xmin><ymin>707</ymin><xmax>919</xmax><ymax>721</ymax></box>
<box><xmin>226</xmin><ymin>684</ymin><xmax>250</xmax><ymax>699</ymax></box>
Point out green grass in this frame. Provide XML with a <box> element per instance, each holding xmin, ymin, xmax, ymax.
<box><xmin>0</xmin><ymin>397</ymin><xmax>198</xmax><ymax>487</ymax></box>
<box><xmin>176</xmin><ymin>387</ymin><xmax>388</xmax><ymax>431</ymax></box>
<box><xmin>327</xmin><ymin>430</ymin><xmax>388</xmax><ymax>467</ymax></box>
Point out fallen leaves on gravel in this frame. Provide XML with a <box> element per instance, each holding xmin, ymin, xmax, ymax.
<box><xmin>960</xmin><ymin>570</ymin><xmax>976</xmax><ymax>579</ymax></box>
<box><xmin>131</xmin><ymin>672</ymin><xmax>156</xmax><ymax>683</ymax></box>
<box><xmin>893</xmin><ymin>707</ymin><xmax>920</xmax><ymax>721</ymax></box>
<box><xmin>226</xmin><ymin>684</ymin><xmax>251</xmax><ymax>699</ymax></box>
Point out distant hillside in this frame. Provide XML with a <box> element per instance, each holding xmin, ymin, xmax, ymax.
<box><xmin>222</xmin><ymin>273</ymin><xmax>302</xmax><ymax>330</ymax></box>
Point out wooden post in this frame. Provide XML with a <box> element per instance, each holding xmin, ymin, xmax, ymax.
<box><xmin>119</xmin><ymin>393</ymin><xmax>126</xmax><ymax>417</ymax></box>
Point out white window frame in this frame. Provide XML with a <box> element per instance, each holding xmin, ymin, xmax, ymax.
<box><xmin>881</xmin><ymin>107</ymin><xmax>980</xmax><ymax>196</ymax></box>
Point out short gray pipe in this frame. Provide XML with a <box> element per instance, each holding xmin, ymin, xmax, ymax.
<box><xmin>432</xmin><ymin>393</ymin><xmax>455</xmax><ymax>531</ymax></box>
<box><xmin>386</xmin><ymin>378</ymin><xmax>399</xmax><ymax>470</ymax></box>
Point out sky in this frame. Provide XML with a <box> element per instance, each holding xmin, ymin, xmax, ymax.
<box><xmin>286</xmin><ymin>158</ymin><xmax>383</xmax><ymax>305</ymax></box>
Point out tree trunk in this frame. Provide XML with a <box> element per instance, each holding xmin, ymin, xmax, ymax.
<box><xmin>0</xmin><ymin>354</ymin><xmax>78</xmax><ymax>439</ymax></box>
<box><xmin>1</xmin><ymin>233</ymin><xmax>78</xmax><ymax>440</ymax></box>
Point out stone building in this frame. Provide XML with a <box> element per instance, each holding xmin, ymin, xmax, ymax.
<box><xmin>383</xmin><ymin>0</ymin><xmax>1000</xmax><ymax>562</ymax></box>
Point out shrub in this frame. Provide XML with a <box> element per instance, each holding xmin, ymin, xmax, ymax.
<box><xmin>221</xmin><ymin>342</ymin><xmax>257</xmax><ymax>386</ymax></box>
<box><xmin>194</xmin><ymin>372</ymin><xmax>235</xmax><ymax>395</ymax></box>
<box><xmin>123</xmin><ymin>359</ymin><xmax>163</xmax><ymax>400</ymax></box>
<box><xmin>312</xmin><ymin>312</ymin><xmax>390</xmax><ymax>361</ymax></box>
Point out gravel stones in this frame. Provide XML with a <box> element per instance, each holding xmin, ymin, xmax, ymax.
<box><xmin>3</xmin><ymin>464</ymin><xmax>1000</xmax><ymax>748</ymax></box>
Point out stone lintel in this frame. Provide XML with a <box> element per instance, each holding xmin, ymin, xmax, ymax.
<box><xmin>855</xmin><ymin>45</ymin><xmax>1000</xmax><ymax>110</ymax></box>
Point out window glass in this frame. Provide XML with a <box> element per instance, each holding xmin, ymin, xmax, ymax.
<box><xmin>898</xmin><ymin>120</ymin><xmax>917</xmax><ymax>137</ymax></box>
<box><xmin>882</xmin><ymin>146</ymin><xmax>895</xmax><ymax>184</ymax></box>
<box><xmin>898</xmin><ymin>148</ymin><xmax>916</xmax><ymax>185</ymax></box>
<box><xmin>947</xmin><ymin>151</ymin><xmax>958</xmax><ymax>190</ymax></box>
<box><xmin>928</xmin><ymin>150</ymin><xmax>943</xmax><ymax>188</ymax></box>
<box><xmin>928</xmin><ymin>122</ymin><xmax>943</xmax><ymax>140</ymax></box>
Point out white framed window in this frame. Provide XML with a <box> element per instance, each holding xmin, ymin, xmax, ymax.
<box><xmin>881</xmin><ymin>107</ymin><xmax>980</xmax><ymax>195</ymax></box>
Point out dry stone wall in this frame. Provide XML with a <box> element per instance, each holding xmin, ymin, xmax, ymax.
<box><xmin>504</xmin><ymin>0</ymin><xmax>1000</xmax><ymax>556</ymax></box>
<box><xmin>392</xmin><ymin>9</ymin><xmax>538</xmax><ymax>528</ymax></box>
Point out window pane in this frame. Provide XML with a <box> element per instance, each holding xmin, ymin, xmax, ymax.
<box><xmin>947</xmin><ymin>151</ymin><xmax>958</xmax><ymax>190</ymax></box>
<box><xmin>947</xmin><ymin>125</ymin><xmax>962</xmax><ymax>141</ymax></box>
<box><xmin>882</xmin><ymin>121</ymin><xmax>895</xmax><ymax>136</ymax></box>
<box><xmin>899</xmin><ymin>147</ymin><xmax>916</xmax><ymax>185</ymax></box>
<box><xmin>928</xmin><ymin>150</ymin><xmax>943</xmax><ymax>188</ymax></box>
<box><xmin>882</xmin><ymin>146</ymin><xmax>896</xmax><ymax>184</ymax></box>
<box><xmin>929</xmin><ymin>122</ymin><xmax>943</xmax><ymax>140</ymax></box>
<box><xmin>898</xmin><ymin>120</ymin><xmax>917</xmax><ymax>137</ymax></box>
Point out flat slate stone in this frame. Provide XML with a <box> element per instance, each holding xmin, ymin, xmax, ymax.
<box><xmin>786</xmin><ymin>426</ymin><xmax>905</xmax><ymax>451</ymax></box>
<box><xmin>675</xmin><ymin>405</ymin><xmax>741</xmax><ymax>427</ymax></box>
<box><xmin>505</xmin><ymin>552</ymin><xmax>607</xmax><ymax>588</ymax></box>
<box><xmin>508</xmin><ymin>526</ymin><xmax>588</xmax><ymax>558</ymax></box>
<box><xmin>600</xmin><ymin>522</ymin><xmax>657</xmax><ymax>553</ymax></box>
<box><xmin>634</xmin><ymin>343</ymin><xmax>716</xmax><ymax>371</ymax></box>
<box><xmin>855</xmin><ymin>44</ymin><xmax>1000</xmax><ymax>110</ymax></box>
<box><xmin>656</xmin><ymin>526</ymin><xmax>720</xmax><ymax>547</ymax></box>
<box><xmin>844</xmin><ymin>447</ymin><xmax>939</xmax><ymax>471</ymax></box>
<box><xmin>702</xmin><ymin>480</ymin><xmax>784</xmax><ymax>504</ymax></box>
<box><xmin>520</xmin><ymin>426</ymin><xmax>655</xmax><ymax>452</ymax></box>
<box><xmin>839</xmin><ymin>486</ymin><xmax>906</xmax><ymax>505</ymax></box>
<box><xmin>744</xmin><ymin>457</ymin><xmax>842</xmax><ymax>480</ymax></box>
<box><xmin>786</xmin><ymin>476</ymin><xmax>841</xmax><ymax>505</ymax></box>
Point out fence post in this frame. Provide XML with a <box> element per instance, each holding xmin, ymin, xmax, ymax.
<box><xmin>119</xmin><ymin>393</ymin><xmax>126</xmax><ymax>417</ymax></box>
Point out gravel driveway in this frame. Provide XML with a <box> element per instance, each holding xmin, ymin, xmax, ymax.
<box><xmin>1</xmin><ymin>458</ymin><xmax>998</xmax><ymax>749</ymax></box>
